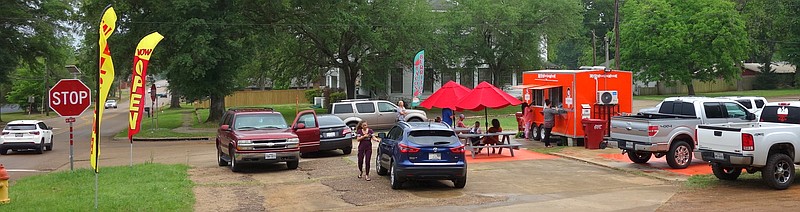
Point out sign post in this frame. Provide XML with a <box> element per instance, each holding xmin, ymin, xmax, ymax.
<box><xmin>49</xmin><ymin>79</ymin><xmax>91</xmax><ymax>172</ymax></box>
<box><xmin>150</xmin><ymin>84</ymin><xmax>156</xmax><ymax>131</ymax></box>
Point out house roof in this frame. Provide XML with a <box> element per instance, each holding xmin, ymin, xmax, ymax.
<box><xmin>742</xmin><ymin>62</ymin><xmax>796</xmax><ymax>74</ymax></box>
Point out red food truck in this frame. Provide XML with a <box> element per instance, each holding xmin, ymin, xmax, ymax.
<box><xmin>516</xmin><ymin>68</ymin><xmax>633</xmax><ymax>146</ymax></box>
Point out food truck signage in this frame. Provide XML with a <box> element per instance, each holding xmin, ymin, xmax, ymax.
<box><xmin>589</xmin><ymin>74</ymin><xmax>618</xmax><ymax>79</ymax></box>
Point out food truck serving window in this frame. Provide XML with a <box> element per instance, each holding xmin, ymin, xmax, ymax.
<box><xmin>548</xmin><ymin>87</ymin><xmax>563</xmax><ymax>107</ymax></box>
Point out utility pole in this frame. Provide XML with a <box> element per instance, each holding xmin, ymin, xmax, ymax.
<box><xmin>614</xmin><ymin>0</ymin><xmax>621</xmax><ymax>70</ymax></box>
<box><xmin>605</xmin><ymin>36</ymin><xmax>610</xmax><ymax>64</ymax></box>
<box><xmin>592</xmin><ymin>30</ymin><xmax>597</xmax><ymax>66</ymax></box>
<box><xmin>42</xmin><ymin>59</ymin><xmax>49</xmax><ymax>116</ymax></box>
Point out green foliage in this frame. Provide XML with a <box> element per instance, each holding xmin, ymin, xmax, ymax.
<box><xmin>330</xmin><ymin>92</ymin><xmax>347</xmax><ymax>104</ymax></box>
<box><xmin>736</xmin><ymin>0</ymin><xmax>791</xmax><ymax>68</ymax></box>
<box><xmin>445</xmin><ymin>0</ymin><xmax>583</xmax><ymax>83</ymax></box>
<box><xmin>1</xmin><ymin>163</ymin><xmax>194</xmax><ymax>211</ymax></box>
<box><xmin>304</xmin><ymin>89</ymin><xmax>323</xmax><ymax>104</ymax></box>
<box><xmin>621</xmin><ymin>0</ymin><xmax>749</xmax><ymax>95</ymax></box>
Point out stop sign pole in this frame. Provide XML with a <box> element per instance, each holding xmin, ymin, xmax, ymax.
<box><xmin>49</xmin><ymin>79</ymin><xmax>91</xmax><ymax>171</ymax></box>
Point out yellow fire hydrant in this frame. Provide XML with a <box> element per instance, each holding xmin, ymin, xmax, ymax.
<box><xmin>0</xmin><ymin>163</ymin><xmax>10</xmax><ymax>204</ymax></box>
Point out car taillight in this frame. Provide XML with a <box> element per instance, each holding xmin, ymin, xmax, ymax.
<box><xmin>398</xmin><ymin>143</ymin><xmax>420</xmax><ymax>153</ymax></box>
<box><xmin>29</xmin><ymin>131</ymin><xmax>40</xmax><ymax>135</ymax></box>
<box><xmin>450</xmin><ymin>145</ymin><xmax>465</xmax><ymax>154</ymax></box>
<box><xmin>742</xmin><ymin>133</ymin><xmax>754</xmax><ymax>151</ymax></box>
<box><xmin>648</xmin><ymin>126</ymin><xmax>658</xmax><ymax>137</ymax></box>
<box><xmin>342</xmin><ymin>127</ymin><xmax>351</xmax><ymax>136</ymax></box>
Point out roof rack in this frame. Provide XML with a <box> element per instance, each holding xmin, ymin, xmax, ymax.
<box><xmin>228</xmin><ymin>107</ymin><xmax>274</xmax><ymax>112</ymax></box>
<box><xmin>340</xmin><ymin>99</ymin><xmax>370</xmax><ymax>102</ymax></box>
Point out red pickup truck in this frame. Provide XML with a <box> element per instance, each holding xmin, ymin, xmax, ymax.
<box><xmin>216</xmin><ymin>108</ymin><xmax>321</xmax><ymax>172</ymax></box>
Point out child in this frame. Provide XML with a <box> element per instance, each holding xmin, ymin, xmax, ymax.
<box><xmin>468</xmin><ymin>121</ymin><xmax>482</xmax><ymax>146</ymax></box>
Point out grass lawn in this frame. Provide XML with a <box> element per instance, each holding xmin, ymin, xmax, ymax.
<box><xmin>0</xmin><ymin>112</ymin><xmax>50</xmax><ymax>125</ymax></box>
<box><xmin>418</xmin><ymin>106</ymin><xmax>522</xmax><ymax>131</ymax></box>
<box><xmin>0</xmin><ymin>163</ymin><xmax>194</xmax><ymax>211</ymax></box>
<box><xmin>634</xmin><ymin>88</ymin><xmax>800</xmax><ymax>101</ymax></box>
<box><xmin>116</xmin><ymin>106</ymin><xmax>213</xmax><ymax>139</ymax></box>
<box><xmin>683</xmin><ymin>171</ymin><xmax>800</xmax><ymax>188</ymax></box>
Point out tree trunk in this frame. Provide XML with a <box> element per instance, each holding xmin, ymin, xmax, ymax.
<box><xmin>206</xmin><ymin>94</ymin><xmax>225</xmax><ymax>123</ymax></box>
<box><xmin>169</xmin><ymin>90</ymin><xmax>181</xmax><ymax>109</ymax></box>
<box><xmin>343</xmin><ymin>65</ymin><xmax>357</xmax><ymax>99</ymax></box>
<box><xmin>687</xmin><ymin>83</ymin><xmax>695</xmax><ymax>96</ymax></box>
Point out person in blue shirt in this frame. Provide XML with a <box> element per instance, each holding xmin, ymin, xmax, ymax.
<box><xmin>442</xmin><ymin>108</ymin><xmax>454</xmax><ymax>127</ymax></box>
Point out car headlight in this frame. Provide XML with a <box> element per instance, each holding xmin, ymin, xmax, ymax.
<box><xmin>238</xmin><ymin>140</ymin><xmax>252</xmax><ymax>145</ymax></box>
<box><xmin>287</xmin><ymin>138</ymin><xmax>299</xmax><ymax>143</ymax></box>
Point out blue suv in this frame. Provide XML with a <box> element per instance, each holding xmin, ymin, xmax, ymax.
<box><xmin>376</xmin><ymin>122</ymin><xmax>467</xmax><ymax>189</ymax></box>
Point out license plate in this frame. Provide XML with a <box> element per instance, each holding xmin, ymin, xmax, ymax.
<box><xmin>625</xmin><ymin>142</ymin><xmax>633</xmax><ymax>149</ymax></box>
<box><xmin>15</xmin><ymin>133</ymin><xmax>22</xmax><ymax>137</ymax></box>
<box><xmin>325</xmin><ymin>132</ymin><xmax>336</xmax><ymax>138</ymax></box>
<box><xmin>265</xmin><ymin>153</ymin><xmax>277</xmax><ymax>160</ymax></box>
<box><xmin>714</xmin><ymin>152</ymin><xmax>724</xmax><ymax>160</ymax></box>
<box><xmin>429</xmin><ymin>153</ymin><xmax>441</xmax><ymax>160</ymax></box>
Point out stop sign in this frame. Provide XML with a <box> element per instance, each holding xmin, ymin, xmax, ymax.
<box><xmin>49</xmin><ymin>79</ymin><xmax>92</xmax><ymax>117</ymax></box>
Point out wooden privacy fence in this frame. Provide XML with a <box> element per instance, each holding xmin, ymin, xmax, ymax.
<box><xmin>195</xmin><ymin>89</ymin><xmax>307</xmax><ymax>108</ymax></box>
<box><xmin>636</xmin><ymin>76</ymin><xmax>755</xmax><ymax>95</ymax></box>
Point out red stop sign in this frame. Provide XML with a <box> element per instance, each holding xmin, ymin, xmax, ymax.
<box><xmin>49</xmin><ymin>79</ymin><xmax>92</xmax><ymax>117</ymax></box>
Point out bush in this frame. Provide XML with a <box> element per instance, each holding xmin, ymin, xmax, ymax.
<box><xmin>754</xmin><ymin>73</ymin><xmax>779</xmax><ymax>90</ymax></box>
<box><xmin>304</xmin><ymin>89</ymin><xmax>322</xmax><ymax>104</ymax></box>
<box><xmin>330</xmin><ymin>92</ymin><xmax>347</xmax><ymax>103</ymax></box>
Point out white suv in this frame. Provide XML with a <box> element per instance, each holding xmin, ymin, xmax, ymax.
<box><xmin>0</xmin><ymin>120</ymin><xmax>54</xmax><ymax>154</ymax></box>
<box><xmin>105</xmin><ymin>99</ymin><xmax>118</xmax><ymax>109</ymax></box>
<box><xmin>716</xmin><ymin>96</ymin><xmax>768</xmax><ymax>114</ymax></box>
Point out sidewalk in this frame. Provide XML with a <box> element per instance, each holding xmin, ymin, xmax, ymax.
<box><xmin>512</xmin><ymin>136</ymin><xmax>710</xmax><ymax>182</ymax></box>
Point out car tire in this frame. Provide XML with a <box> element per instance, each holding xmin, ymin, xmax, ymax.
<box><xmin>408</xmin><ymin>118</ymin><xmax>423</xmax><ymax>122</ymax></box>
<box><xmin>453</xmin><ymin>175</ymin><xmax>467</xmax><ymax>189</ymax></box>
<box><xmin>286</xmin><ymin>160</ymin><xmax>299</xmax><ymax>170</ymax></box>
<box><xmin>376</xmin><ymin>155</ymin><xmax>388</xmax><ymax>176</ymax></box>
<box><xmin>342</xmin><ymin>146</ymin><xmax>352</xmax><ymax>155</ymax></box>
<box><xmin>36</xmin><ymin>139</ymin><xmax>44</xmax><ymax>154</ymax></box>
<box><xmin>217</xmin><ymin>147</ymin><xmax>228</xmax><ymax>166</ymax></box>
<box><xmin>390</xmin><ymin>161</ymin><xmax>404</xmax><ymax>190</ymax></box>
<box><xmin>667</xmin><ymin>141</ymin><xmax>692</xmax><ymax>169</ymax></box>
<box><xmin>711</xmin><ymin>163</ymin><xmax>742</xmax><ymax>181</ymax></box>
<box><xmin>627</xmin><ymin>151</ymin><xmax>652</xmax><ymax>163</ymax></box>
<box><xmin>45</xmin><ymin>136</ymin><xmax>53</xmax><ymax>151</ymax></box>
<box><xmin>762</xmin><ymin>153</ymin><xmax>795</xmax><ymax>190</ymax></box>
<box><xmin>229</xmin><ymin>148</ymin><xmax>241</xmax><ymax>172</ymax></box>
<box><xmin>532</xmin><ymin>125</ymin><xmax>542</xmax><ymax>141</ymax></box>
<box><xmin>0</xmin><ymin>148</ymin><xmax>7</xmax><ymax>155</ymax></box>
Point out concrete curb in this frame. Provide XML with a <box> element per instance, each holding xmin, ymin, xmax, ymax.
<box><xmin>113</xmin><ymin>137</ymin><xmax>211</xmax><ymax>142</ymax></box>
<box><xmin>549</xmin><ymin>152</ymin><xmax>684</xmax><ymax>183</ymax></box>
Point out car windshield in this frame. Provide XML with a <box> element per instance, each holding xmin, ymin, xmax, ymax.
<box><xmin>317</xmin><ymin>116</ymin><xmax>344</xmax><ymax>127</ymax></box>
<box><xmin>5</xmin><ymin>124</ymin><xmax>36</xmax><ymax>130</ymax></box>
<box><xmin>106</xmin><ymin>100</ymin><xmax>116</xmax><ymax>103</ymax></box>
<box><xmin>234</xmin><ymin>114</ymin><xmax>287</xmax><ymax>130</ymax></box>
<box><xmin>408</xmin><ymin>130</ymin><xmax>458</xmax><ymax>145</ymax></box>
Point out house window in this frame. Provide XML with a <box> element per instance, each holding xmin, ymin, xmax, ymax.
<box><xmin>441</xmin><ymin>71</ymin><xmax>456</xmax><ymax>84</ymax></box>
<box><xmin>424</xmin><ymin>69</ymin><xmax>434</xmax><ymax>93</ymax></box>
<box><xmin>478</xmin><ymin>68</ymin><xmax>492</xmax><ymax>83</ymax></box>
<box><xmin>391</xmin><ymin>68</ymin><xmax>403</xmax><ymax>93</ymax></box>
<box><xmin>516</xmin><ymin>70</ymin><xmax>524</xmax><ymax>85</ymax></box>
<box><xmin>499</xmin><ymin>71</ymin><xmax>513</xmax><ymax>87</ymax></box>
<box><xmin>330</xmin><ymin>76</ymin><xmax>338</xmax><ymax>88</ymax></box>
<box><xmin>460</xmin><ymin>69</ymin><xmax>474</xmax><ymax>88</ymax></box>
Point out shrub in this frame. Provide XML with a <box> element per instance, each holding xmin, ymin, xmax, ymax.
<box><xmin>330</xmin><ymin>92</ymin><xmax>347</xmax><ymax>103</ymax></box>
<box><xmin>304</xmin><ymin>89</ymin><xmax>322</xmax><ymax>104</ymax></box>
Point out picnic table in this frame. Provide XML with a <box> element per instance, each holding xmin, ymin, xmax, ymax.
<box><xmin>457</xmin><ymin>132</ymin><xmax>521</xmax><ymax>158</ymax></box>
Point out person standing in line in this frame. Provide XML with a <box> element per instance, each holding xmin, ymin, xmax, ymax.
<box><xmin>355</xmin><ymin>120</ymin><xmax>375</xmax><ymax>181</ymax></box>
<box><xmin>397</xmin><ymin>100</ymin><xmax>408</xmax><ymax>122</ymax></box>
<box><xmin>522</xmin><ymin>103</ymin><xmax>535</xmax><ymax>139</ymax></box>
<box><xmin>442</xmin><ymin>107</ymin><xmax>454</xmax><ymax>127</ymax></box>
<box><xmin>541</xmin><ymin>99</ymin><xmax>567</xmax><ymax>148</ymax></box>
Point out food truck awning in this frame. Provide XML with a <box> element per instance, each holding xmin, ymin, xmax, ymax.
<box><xmin>512</xmin><ymin>84</ymin><xmax>561</xmax><ymax>90</ymax></box>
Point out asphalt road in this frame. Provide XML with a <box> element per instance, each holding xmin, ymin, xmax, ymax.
<box><xmin>0</xmin><ymin>80</ymin><xmax>171</xmax><ymax>179</ymax></box>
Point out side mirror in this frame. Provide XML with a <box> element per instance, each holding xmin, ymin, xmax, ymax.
<box><xmin>378</xmin><ymin>132</ymin><xmax>387</xmax><ymax>138</ymax></box>
<box><xmin>220</xmin><ymin>125</ymin><xmax>230</xmax><ymax>131</ymax></box>
<box><xmin>746</xmin><ymin>113</ymin><xmax>756</xmax><ymax>121</ymax></box>
<box><xmin>48</xmin><ymin>127</ymin><xmax>53</xmax><ymax>130</ymax></box>
<box><xmin>295</xmin><ymin>123</ymin><xmax>306</xmax><ymax>129</ymax></box>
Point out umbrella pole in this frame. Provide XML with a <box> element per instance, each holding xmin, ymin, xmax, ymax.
<box><xmin>484</xmin><ymin>108</ymin><xmax>489</xmax><ymax>132</ymax></box>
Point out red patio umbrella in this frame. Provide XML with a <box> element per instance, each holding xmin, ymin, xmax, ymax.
<box><xmin>420</xmin><ymin>81</ymin><xmax>472</xmax><ymax>110</ymax></box>
<box><xmin>456</xmin><ymin>81</ymin><xmax>523</xmax><ymax>130</ymax></box>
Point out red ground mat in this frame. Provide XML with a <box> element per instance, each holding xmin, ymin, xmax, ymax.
<box><xmin>465</xmin><ymin>149</ymin><xmax>558</xmax><ymax>164</ymax></box>
<box><xmin>600</xmin><ymin>153</ymin><xmax>712</xmax><ymax>175</ymax></box>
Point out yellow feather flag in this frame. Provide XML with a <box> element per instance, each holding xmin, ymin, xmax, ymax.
<box><xmin>92</xmin><ymin>6</ymin><xmax>116</xmax><ymax>173</ymax></box>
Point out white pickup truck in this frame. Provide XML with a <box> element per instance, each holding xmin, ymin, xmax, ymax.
<box><xmin>695</xmin><ymin>102</ymin><xmax>800</xmax><ymax>190</ymax></box>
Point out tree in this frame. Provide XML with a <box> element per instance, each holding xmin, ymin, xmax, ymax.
<box><xmin>277</xmin><ymin>0</ymin><xmax>436</xmax><ymax>98</ymax></box>
<box><xmin>447</xmin><ymin>0</ymin><xmax>583</xmax><ymax>85</ymax></box>
<box><xmin>734</xmin><ymin>0</ymin><xmax>791</xmax><ymax>89</ymax></box>
<box><xmin>621</xmin><ymin>0</ymin><xmax>749</xmax><ymax>95</ymax></box>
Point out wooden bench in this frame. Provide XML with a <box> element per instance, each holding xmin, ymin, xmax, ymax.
<box><xmin>459</xmin><ymin>132</ymin><xmax>522</xmax><ymax>158</ymax></box>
